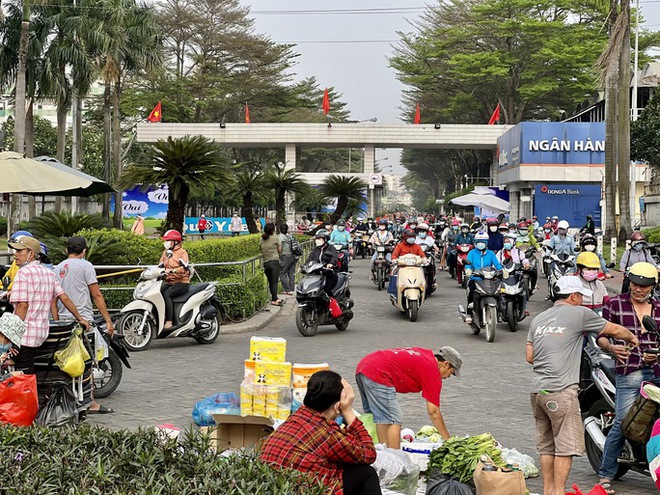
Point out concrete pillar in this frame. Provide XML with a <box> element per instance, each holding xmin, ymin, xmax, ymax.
<box><xmin>509</xmin><ymin>190</ymin><xmax>520</xmax><ymax>221</ymax></box>
<box><xmin>364</xmin><ymin>145</ymin><xmax>375</xmax><ymax>174</ymax></box>
<box><xmin>284</xmin><ymin>144</ymin><xmax>297</xmax><ymax>171</ymax></box>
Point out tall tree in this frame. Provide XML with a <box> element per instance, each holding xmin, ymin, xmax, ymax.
<box><xmin>266</xmin><ymin>165</ymin><xmax>309</xmax><ymax>228</ymax></box>
<box><xmin>320</xmin><ymin>175</ymin><xmax>367</xmax><ymax>224</ymax></box>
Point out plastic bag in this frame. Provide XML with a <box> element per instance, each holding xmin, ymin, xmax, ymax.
<box><xmin>500</xmin><ymin>448</ymin><xmax>539</xmax><ymax>478</ymax></box>
<box><xmin>564</xmin><ymin>484</ymin><xmax>608</xmax><ymax>495</ymax></box>
<box><xmin>426</xmin><ymin>469</ymin><xmax>473</xmax><ymax>495</ymax></box>
<box><xmin>372</xmin><ymin>445</ymin><xmax>421</xmax><ymax>495</ymax></box>
<box><xmin>0</xmin><ymin>374</ymin><xmax>38</xmax><ymax>426</ymax></box>
<box><xmin>93</xmin><ymin>327</ymin><xmax>109</xmax><ymax>362</ymax></box>
<box><xmin>360</xmin><ymin>413</ymin><xmax>379</xmax><ymax>445</ymax></box>
<box><xmin>35</xmin><ymin>382</ymin><xmax>81</xmax><ymax>427</ymax></box>
<box><xmin>54</xmin><ymin>330</ymin><xmax>90</xmax><ymax>378</ymax></box>
<box><xmin>192</xmin><ymin>392</ymin><xmax>240</xmax><ymax>426</ymax></box>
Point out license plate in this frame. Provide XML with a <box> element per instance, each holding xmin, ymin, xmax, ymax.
<box><xmin>377</xmin><ymin>247</ymin><xmax>385</xmax><ymax>252</ymax></box>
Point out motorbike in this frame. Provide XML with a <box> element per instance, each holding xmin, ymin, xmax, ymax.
<box><xmin>581</xmin><ymin>315</ymin><xmax>660</xmax><ymax>480</ymax></box>
<box><xmin>523</xmin><ymin>247</ymin><xmax>538</xmax><ymax>296</ymax></box>
<box><xmin>419</xmin><ymin>244</ymin><xmax>437</xmax><ymax>297</ymax></box>
<box><xmin>547</xmin><ymin>252</ymin><xmax>577</xmax><ymax>300</ymax></box>
<box><xmin>498</xmin><ymin>260</ymin><xmax>528</xmax><ymax>332</ymax></box>
<box><xmin>295</xmin><ymin>261</ymin><xmax>354</xmax><ymax>337</ymax></box>
<box><xmin>88</xmin><ymin>315</ymin><xmax>131</xmax><ymax>398</ymax></box>
<box><xmin>458</xmin><ymin>267</ymin><xmax>502</xmax><ymax>343</ymax></box>
<box><xmin>116</xmin><ymin>259</ymin><xmax>221</xmax><ymax>351</ymax></box>
<box><xmin>332</xmin><ymin>243</ymin><xmax>350</xmax><ymax>272</ymax></box>
<box><xmin>372</xmin><ymin>242</ymin><xmax>395</xmax><ymax>291</ymax></box>
<box><xmin>354</xmin><ymin>232</ymin><xmax>370</xmax><ymax>259</ymax></box>
<box><xmin>540</xmin><ymin>239</ymin><xmax>553</xmax><ymax>278</ymax></box>
<box><xmin>455</xmin><ymin>243</ymin><xmax>474</xmax><ymax>288</ymax></box>
<box><xmin>389</xmin><ymin>254</ymin><xmax>428</xmax><ymax>322</ymax></box>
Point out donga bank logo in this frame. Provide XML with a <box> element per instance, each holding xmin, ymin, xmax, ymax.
<box><xmin>539</xmin><ymin>186</ymin><xmax>581</xmax><ymax>195</ymax></box>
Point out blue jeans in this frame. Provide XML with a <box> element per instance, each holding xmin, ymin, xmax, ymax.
<box><xmin>370</xmin><ymin>251</ymin><xmax>391</xmax><ymax>270</ymax></box>
<box><xmin>599</xmin><ymin>369</ymin><xmax>660</xmax><ymax>478</ymax></box>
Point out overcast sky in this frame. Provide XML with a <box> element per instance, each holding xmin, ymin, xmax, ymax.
<box><xmin>239</xmin><ymin>0</ymin><xmax>660</xmax><ymax>175</ymax></box>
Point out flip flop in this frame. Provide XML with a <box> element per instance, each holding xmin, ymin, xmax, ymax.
<box><xmin>87</xmin><ymin>404</ymin><xmax>115</xmax><ymax>415</ymax></box>
<box><xmin>597</xmin><ymin>480</ymin><xmax>615</xmax><ymax>494</ymax></box>
<box><xmin>271</xmin><ymin>300</ymin><xmax>284</xmax><ymax>307</ymax></box>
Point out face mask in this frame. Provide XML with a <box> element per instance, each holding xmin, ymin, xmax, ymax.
<box><xmin>476</xmin><ymin>242</ymin><xmax>487</xmax><ymax>251</ymax></box>
<box><xmin>519</xmin><ymin>230</ymin><xmax>528</xmax><ymax>236</ymax></box>
<box><xmin>585</xmin><ymin>245</ymin><xmax>596</xmax><ymax>252</ymax></box>
<box><xmin>633</xmin><ymin>243</ymin><xmax>643</xmax><ymax>252</ymax></box>
<box><xmin>582</xmin><ymin>271</ymin><xmax>598</xmax><ymax>282</ymax></box>
<box><xmin>163</xmin><ymin>241</ymin><xmax>173</xmax><ymax>250</ymax></box>
<box><xmin>419</xmin><ymin>232</ymin><xmax>427</xmax><ymax>239</ymax></box>
<box><xmin>489</xmin><ymin>226</ymin><xmax>497</xmax><ymax>232</ymax></box>
<box><xmin>544</xmin><ymin>229</ymin><xmax>551</xmax><ymax>233</ymax></box>
<box><xmin>379</xmin><ymin>225</ymin><xmax>386</xmax><ymax>230</ymax></box>
<box><xmin>315</xmin><ymin>239</ymin><xmax>325</xmax><ymax>247</ymax></box>
<box><xmin>410</xmin><ymin>225</ymin><xmax>417</xmax><ymax>230</ymax></box>
<box><xmin>503</xmin><ymin>242</ymin><xmax>512</xmax><ymax>250</ymax></box>
<box><xmin>338</xmin><ymin>226</ymin><xmax>345</xmax><ymax>231</ymax></box>
<box><xmin>325</xmin><ymin>225</ymin><xmax>331</xmax><ymax>230</ymax></box>
<box><xmin>406</xmin><ymin>237</ymin><xmax>415</xmax><ymax>245</ymax></box>
<box><xmin>0</xmin><ymin>343</ymin><xmax>10</xmax><ymax>355</ymax></box>
<box><xmin>452</xmin><ymin>226</ymin><xmax>458</xmax><ymax>231</ymax></box>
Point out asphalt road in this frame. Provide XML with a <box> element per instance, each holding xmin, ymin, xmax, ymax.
<box><xmin>90</xmin><ymin>256</ymin><xmax>653</xmax><ymax>494</ymax></box>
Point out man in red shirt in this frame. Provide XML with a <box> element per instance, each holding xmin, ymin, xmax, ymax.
<box><xmin>391</xmin><ymin>228</ymin><xmax>426</xmax><ymax>261</ymax></box>
<box><xmin>356</xmin><ymin>346</ymin><xmax>462</xmax><ymax>449</ymax></box>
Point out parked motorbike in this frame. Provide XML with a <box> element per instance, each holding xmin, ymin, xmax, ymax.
<box><xmin>455</xmin><ymin>243</ymin><xmax>474</xmax><ymax>288</ymax></box>
<box><xmin>116</xmin><ymin>260</ymin><xmax>220</xmax><ymax>351</ymax></box>
<box><xmin>547</xmin><ymin>252</ymin><xmax>577</xmax><ymax>300</ymax></box>
<box><xmin>332</xmin><ymin>243</ymin><xmax>350</xmax><ymax>272</ymax></box>
<box><xmin>498</xmin><ymin>260</ymin><xmax>528</xmax><ymax>332</ymax></box>
<box><xmin>372</xmin><ymin>242</ymin><xmax>395</xmax><ymax>291</ymax></box>
<box><xmin>458</xmin><ymin>267</ymin><xmax>503</xmax><ymax>343</ymax></box>
<box><xmin>389</xmin><ymin>254</ymin><xmax>428</xmax><ymax>322</ymax></box>
<box><xmin>295</xmin><ymin>261</ymin><xmax>354</xmax><ymax>336</ymax></box>
<box><xmin>581</xmin><ymin>315</ymin><xmax>660</xmax><ymax>480</ymax></box>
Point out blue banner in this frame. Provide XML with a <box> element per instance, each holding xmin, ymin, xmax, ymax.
<box><xmin>111</xmin><ymin>185</ymin><xmax>169</xmax><ymax>219</ymax></box>
<box><xmin>534</xmin><ymin>184</ymin><xmax>601</xmax><ymax>227</ymax></box>
<box><xmin>184</xmin><ymin>217</ymin><xmax>265</xmax><ymax>235</ymax></box>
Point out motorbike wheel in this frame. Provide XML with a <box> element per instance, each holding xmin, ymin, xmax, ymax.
<box><xmin>506</xmin><ymin>301</ymin><xmax>518</xmax><ymax>332</ymax></box>
<box><xmin>296</xmin><ymin>306</ymin><xmax>319</xmax><ymax>337</ymax></box>
<box><xmin>335</xmin><ymin>320</ymin><xmax>349</xmax><ymax>331</ymax></box>
<box><xmin>92</xmin><ymin>349</ymin><xmax>123</xmax><ymax>398</ymax></box>
<box><xmin>485</xmin><ymin>305</ymin><xmax>497</xmax><ymax>342</ymax></box>
<box><xmin>118</xmin><ymin>310</ymin><xmax>154</xmax><ymax>352</ymax></box>
<box><xmin>584</xmin><ymin>398</ymin><xmax>631</xmax><ymax>480</ymax></box>
<box><xmin>361</xmin><ymin>247</ymin><xmax>366</xmax><ymax>259</ymax></box>
<box><xmin>195</xmin><ymin>301</ymin><xmax>221</xmax><ymax>344</ymax></box>
<box><xmin>409</xmin><ymin>300</ymin><xmax>419</xmax><ymax>322</ymax></box>
<box><xmin>377</xmin><ymin>269</ymin><xmax>383</xmax><ymax>291</ymax></box>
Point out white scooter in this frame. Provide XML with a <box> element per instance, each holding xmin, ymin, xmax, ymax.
<box><xmin>388</xmin><ymin>254</ymin><xmax>428</xmax><ymax>322</ymax></box>
<box><xmin>117</xmin><ymin>255</ymin><xmax>220</xmax><ymax>351</ymax></box>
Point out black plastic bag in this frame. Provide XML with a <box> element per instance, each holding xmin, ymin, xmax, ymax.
<box><xmin>426</xmin><ymin>469</ymin><xmax>474</xmax><ymax>495</ymax></box>
<box><xmin>35</xmin><ymin>382</ymin><xmax>81</xmax><ymax>427</ymax></box>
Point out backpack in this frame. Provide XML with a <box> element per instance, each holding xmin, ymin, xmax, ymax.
<box><xmin>290</xmin><ymin>236</ymin><xmax>303</xmax><ymax>257</ymax></box>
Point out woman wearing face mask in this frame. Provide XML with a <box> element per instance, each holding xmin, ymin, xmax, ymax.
<box><xmin>486</xmin><ymin>218</ymin><xmax>504</xmax><ymax>253</ymax></box>
<box><xmin>620</xmin><ymin>232</ymin><xmax>659</xmax><ymax>293</ymax></box>
<box><xmin>369</xmin><ymin>219</ymin><xmax>395</xmax><ymax>275</ymax></box>
<box><xmin>464</xmin><ymin>232</ymin><xmax>503</xmax><ymax>324</ymax></box>
<box><xmin>391</xmin><ymin>229</ymin><xmax>426</xmax><ymax>262</ymax></box>
<box><xmin>575</xmin><ymin>252</ymin><xmax>609</xmax><ymax>312</ymax></box>
<box><xmin>159</xmin><ymin>230</ymin><xmax>190</xmax><ymax>328</ymax></box>
<box><xmin>306</xmin><ymin>230</ymin><xmax>339</xmax><ymax>297</ymax></box>
<box><xmin>580</xmin><ymin>234</ymin><xmax>612</xmax><ymax>278</ymax></box>
<box><xmin>596</xmin><ymin>262</ymin><xmax>660</xmax><ymax>493</ymax></box>
<box><xmin>548</xmin><ymin>220</ymin><xmax>575</xmax><ymax>256</ymax></box>
<box><xmin>542</xmin><ymin>222</ymin><xmax>553</xmax><ymax>240</ymax></box>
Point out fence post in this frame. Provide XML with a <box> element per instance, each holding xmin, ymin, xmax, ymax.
<box><xmin>610</xmin><ymin>237</ymin><xmax>617</xmax><ymax>265</ymax></box>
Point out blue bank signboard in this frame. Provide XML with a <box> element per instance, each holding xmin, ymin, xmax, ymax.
<box><xmin>534</xmin><ymin>184</ymin><xmax>601</xmax><ymax>227</ymax></box>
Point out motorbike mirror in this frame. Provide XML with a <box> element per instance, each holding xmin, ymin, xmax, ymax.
<box><xmin>1</xmin><ymin>276</ymin><xmax>10</xmax><ymax>290</ymax></box>
<box><xmin>574</xmin><ymin>247</ymin><xmax>581</xmax><ymax>252</ymax></box>
<box><xmin>606</xmin><ymin>262</ymin><xmax>615</xmax><ymax>269</ymax></box>
<box><xmin>643</xmin><ymin>315</ymin><xmax>657</xmax><ymax>334</ymax></box>
<box><xmin>166</xmin><ymin>249</ymin><xmax>174</xmax><ymax>258</ymax></box>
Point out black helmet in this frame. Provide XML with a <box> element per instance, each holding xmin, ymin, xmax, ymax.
<box><xmin>402</xmin><ymin>228</ymin><xmax>416</xmax><ymax>240</ymax></box>
<box><xmin>581</xmin><ymin>234</ymin><xmax>597</xmax><ymax>247</ymax></box>
<box><xmin>336</xmin><ymin>219</ymin><xmax>346</xmax><ymax>227</ymax></box>
<box><xmin>378</xmin><ymin>219</ymin><xmax>388</xmax><ymax>226</ymax></box>
<box><xmin>315</xmin><ymin>229</ymin><xmax>330</xmax><ymax>241</ymax></box>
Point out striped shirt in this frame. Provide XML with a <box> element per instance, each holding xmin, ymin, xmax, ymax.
<box><xmin>602</xmin><ymin>293</ymin><xmax>660</xmax><ymax>377</ymax></box>
<box><xmin>259</xmin><ymin>406</ymin><xmax>376</xmax><ymax>495</ymax></box>
<box><xmin>10</xmin><ymin>262</ymin><xmax>65</xmax><ymax>348</ymax></box>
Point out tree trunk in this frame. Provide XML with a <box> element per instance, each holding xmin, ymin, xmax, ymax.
<box><xmin>101</xmin><ymin>81</ymin><xmax>112</xmax><ymax>221</ymax></box>
<box><xmin>603</xmin><ymin>5</ymin><xmax>619</xmax><ymax>241</ymax></box>
<box><xmin>242</xmin><ymin>193</ymin><xmax>257</xmax><ymax>233</ymax></box>
<box><xmin>112</xmin><ymin>80</ymin><xmax>123</xmax><ymax>229</ymax></box>
<box><xmin>275</xmin><ymin>189</ymin><xmax>285</xmax><ymax>229</ymax></box>
<box><xmin>25</xmin><ymin>100</ymin><xmax>36</xmax><ymax>219</ymax></box>
<box><xmin>54</xmin><ymin>104</ymin><xmax>67</xmax><ymax>213</ymax></box>
<box><xmin>616</xmin><ymin>3</ymin><xmax>632</xmax><ymax>242</ymax></box>
<box><xmin>166</xmin><ymin>181</ymin><xmax>189</xmax><ymax>233</ymax></box>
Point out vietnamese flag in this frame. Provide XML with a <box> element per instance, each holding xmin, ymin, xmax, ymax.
<box><xmin>147</xmin><ymin>102</ymin><xmax>162</xmax><ymax>123</ymax></box>
<box><xmin>322</xmin><ymin>88</ymin><xmax>330</xmax><ymax>116</ymax></box>
<box><xmin>414</xmin><ymin>103</ymin><xmax>421</xmax><ymax>124</ymax></box>
<box><xmin>487</xmin><ymin>103</ymin><xmax>500</xmax><ymax>125</ymax></box>
<box><xmin>245</xmin><ymin>102</ymin><xmax>251</xmax><ymax>123</ymax></box>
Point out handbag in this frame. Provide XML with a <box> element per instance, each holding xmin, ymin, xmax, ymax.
<box><xmin>473</xmin><ymin>460</ymin><xmax>526</xmax><ymax>495</ymax></box>
<box><xmin>0</xmin><ymin>374</ymin><xmax>39</xmax><ymax>426</ymax></box>
<box><xmin>622</xmin><ymin>382</ymin><xmax>660</xmax><ymax>443</ymax></box>
<box><xmin>290</xmin><ymin>236</ymin><xmax>303</xmax><ymax>257</ymax></box>
<box><xmin>54</xmin><ymin>328</ymin><xmax>91</xmax><ymax>378</ymax></box>
<box><xmin>34</xmin><ymin>381</ymin><xmax>81</xmax><ymax>427</ymax></box>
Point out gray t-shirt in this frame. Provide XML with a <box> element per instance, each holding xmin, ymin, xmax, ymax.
<box><xmin>55</xmin><ymin>257</ymin><xmax>98</xmax><ymax>321</ymax></box>
<box><xmin>278</xmin><ymin>233</ymin><xmax>293</xmax><ymax>256</ymax></box>
<box><xmin>527</xmin><ymin>303</ymin><xmax>606</xmax><ymax>393</ymax></box>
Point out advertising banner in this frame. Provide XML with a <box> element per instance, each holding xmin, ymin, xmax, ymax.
<box><xmin>184</xmin><ymin>217</ymin><xmax>265</xmax><ymax>235</ymax></box>
<box><xmin>534</xmin><ymin>184</ymin><xmax>601</xmax><ymax>227</ymax></box>
<box><xmin>112</xmin><ymin>185</ymin><xmax>169</xmax><ymax>219</ymax></box>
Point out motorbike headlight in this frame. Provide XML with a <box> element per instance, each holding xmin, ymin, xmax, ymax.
<box><xmin>134</xmin><ymin>283</ymin><xmax>149</xmax><ymax>299</ymax></box>
<box><xmin>504</xmin><ymin>285</ymin><xmax>522</xmax><ymax>295</ymax></box>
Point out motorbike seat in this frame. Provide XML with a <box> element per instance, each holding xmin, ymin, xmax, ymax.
<box><xmin>600</xmin><ymin>357</ymin><xmax>617</xmax><ymax>385</ymax></box>
<box><xmin>332</xmin><ymin>273</ymin><xmax>349</xmax><ymax>296</ymax></box>
<box><xmin>172</xmin><ymin>283</ymin><xmax>210</xmax><ymax>303</ymax></box>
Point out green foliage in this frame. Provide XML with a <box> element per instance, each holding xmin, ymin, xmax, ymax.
<box><xmin>321</xmin><ymin>175</ymin><xmax>368</xmax><ymax>222</ymax></box>
<box><xmin>0</xmin><ymin>116</ymin><xmax>58</xmax><ymax>156</ymax></box>
<box><xmin>643</xmin><ymin>227</ymin><xmax>660</xmax><ymax>244</ymax></box>
<box><xmin>0</xmin><ymin>425</ymin><xmax>326</xmax><ymax>495</ymax></box>
<box><xmin>185</xmin><ymin>235</ymin><xmax>262</xmax><ymax>279</ymax></box>
<box><xmin>26</xmin><ymin>211</ymin><xmax>109</xmax><ymax>239</ymax></box>
<box><xmin>215</xmin><ymin>272</ymin><xmax>268</xmax><ymax>321</ymax></box>
<box><xmin>76</xmin><ymin>228</ymin><xmax>162</xmax><ymax>266</ymax></box>
<box><xmin>428</xmin><ymin>433</ymin><xmax>503</xmax><ymax>484</ymax></box>
<box><xmin>632</xmin><ymin>95</ymin><xmax>660</xmax><ymax>167</ymax></box>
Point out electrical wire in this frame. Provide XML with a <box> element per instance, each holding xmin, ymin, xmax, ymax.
<box><xmin>250</xmin><ymin>7</ymin><xmax>426</xmax><ymax>15</ymax></box>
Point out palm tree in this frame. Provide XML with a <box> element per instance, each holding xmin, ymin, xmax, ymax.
<box><xmin>320</xmin><ymin>175</ymin><xmax>367</xmax><ymax>223</ymax></box>
<box><xmin>292</xmin><ymin>187</ymin><xmax>326</xmax><ymax>222</ymax></box>
<box><xmin>232</xmin><ymin>170</ymin><xmax>270</xmax><ymax>234</ymax></box>
<box><xmin>119</xmin><ymin>135</ymin><xmax>231</xmax><ymax>232</ymax></box>
<box><xmin>265</xmin><ymin>165</ymin><xmax>309</xmax><ymax>229</ymax></box>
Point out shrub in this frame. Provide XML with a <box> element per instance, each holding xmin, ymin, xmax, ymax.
<box><xmin>0</xmin><ymin>425</ymin><xmax>326</xmax><ymax>495</ymax></box>
<box><xmin>76</xmin><ymin>228</ymin><xmax>163</xmax><ymax>265</ymax></box>
<box><xmin>0</xmin><ymin>217</ymin><xmax>6</xmax><ymax>237</ymax></box>
<box><xmin>643</xmin><ymin>227</ymin><xmax>660</xmax><ymax>243</ymax></box>
<box><xmin>26</xmin><ymin>211</ymin><xmax>109</xmax><ymax>240</ymax></box>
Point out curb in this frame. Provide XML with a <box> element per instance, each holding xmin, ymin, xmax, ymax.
<box><xmin>220</xmin><ymin>296</ymin><xmax>294</xmax><ymax>335</ymax></box>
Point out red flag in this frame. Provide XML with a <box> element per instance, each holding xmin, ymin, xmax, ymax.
<box><xmin>147</xmin><ymin>102</ymin><xmax>162</xmax><ymax>123</ymax></box>
<box><xmin>322</xmin><ymin>88</ymin><xmax>330</xmax><ymax>116</ymax></box>
<box><xmin>487</xmin><ymin>103</ymin><xmax>500</xmax><ymax>125</ymax></box>
<box><xmin>245</xmin><ymin>103</ymin><xmax>251</xmax><ymax>124</ymax></box>
<box><xmin>414</xmin><ymin>103</ymin><xmax>421</xmax><ymax>124</ymax></box>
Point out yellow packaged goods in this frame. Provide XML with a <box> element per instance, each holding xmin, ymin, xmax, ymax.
<box><xmin>254</xmin><ymin>361</ymin><xmax>292</xmax><ymax>387</ymax></box>
<box><xmin>276</xmin><ymin>407</ymin><xmax>291</xmax><ymax>420</ymax></box>
<box><xmin>252</xmin><ymin>385</ymin><xmax>267</xmax><ymax>417</ymax></box>
<box><xmin>240</xmin><ymin>382</ymin><xmax>253</xmax><ymax>416</ymax></box>
<box><xmin>244</xmin><ymin>360</ymin><xmax>256</xmax><ymax>382</ymax></box>
<box><xmin>249</xmin><ymin>336</ymin><xmax>287</xmax><ymax>362</ymax></box>
<box><xmin>292</xmin><ymin>363</ymin><xmax>330</xmax><ymax>388</ymax></box>
<box><xmin>266</xmin><ymin>386</ymin><xmax>279</xmax><ymax>417</ymax></box>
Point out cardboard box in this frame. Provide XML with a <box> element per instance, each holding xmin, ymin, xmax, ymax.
<box><xmin>205</xmin><ymin>414</ymin><xmax>274</xmax><ymax>451</ymax></box>
<box><xmin>249</xmin><ymin>336</ymin><xmax>287</xmax><ymax>362</ymax></box>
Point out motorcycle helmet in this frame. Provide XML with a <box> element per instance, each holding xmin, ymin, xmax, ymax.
<box><xmin>472</xmin><ymin>216</ymin><xmax>480</xmax><ymax>223</ymax></box>
<box><xmin>581</xmin><ymin>234</ymin><xmax>597</xmax><ymax>247</ymax></box>
<box><xmin>576</xmin><ymin>252</ymin><xmax>600</xmax><ymax>269</ymax></box>
<box><xmin>552</xmin><ymin>216</ymin><xmax>559</xmax><ymax>221</ymax></box>
<box><xmin>417</xmin><ymin>222</ymin><xmax>429</xmax><ymax>231</ymax></box>
<box><xmin>628</xmin><ymin>262</ymin><xmax>658</xmax><ymax>287</ymax></box>
<box><xmin>315</xmin><ymin>229</ymin><xmax>331</xmax><ymax>241</ymax></box>
<box><xmin>439</xmin><ymin>217</ymin><xmax>447</xmax><ymax>225</ymax></box>
<box><xmin>630</xmin><ymin>232</ymin><xmax>646</xmax><ymax>243</ymax></box>
<box><xmin>487</xmin><ymin>218</ymin><xmax>499</xmax><ymax>227</ymax></box>
<box><xmin>378</xmin><ymin>219</ymin><xmax>388</xmax><ymax>226</ymax></box>
<box><xmin>451</xmin><ymin>219</ymin><xmax>460</xmax><ymax>226</ymax></box>
<box><xmin>8</xmin><ymin>230</ymin><xmax>32</xmax><ymax>247</ymax></box>
<box><xmin>39</xmin><ymin>242</ymin><xmax>49</xmax><ymax>256</ymax></box>
<box><xmin>517</xmin><ymin>221</ymin><xmax>529</xmax><ymax>236</ymax></box>
<box><xmin>498</xmin><ymin>223</ymin><xmax>510</xmax><ymax>232</ymax></box>
<box><xmin>460</xmin><ymin>222</ymin><xmax>470</xmax><ymax>233</ymax></box>
<box><xmin>474</xmin><ymin>232</ymin><xmax>489</xmax><ymax>250</ymax></box>
<box><xmin>357</xmin><ymin>218</ymin><xmax>364</xmax><ymax>223</ymax></box>
<box><xmin>336</xmin><ymin>219</ymin><xmax>346</xmax><ymax>226</ymax></box>
<box><xmin>557</xmin><ymin>220</ymin><xmax>569</xmax><ymax>230</ymax></box>
<box><xmin>586</xmin><ymin>214</ymin><xmax>593</xmax><ymax>220</ymax></box>
<box><xmin>162</xmin><ymin>229</ymin><xmax>183</xmax><ymax>242</ymax></box>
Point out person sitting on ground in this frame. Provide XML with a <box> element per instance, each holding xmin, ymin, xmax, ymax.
<box><xmin>0</xmin><ymin>312</ymin><xmax>25</xmax><ymax>379</ymax></box>
<box><xmin>575</xmin><ymin>252</ymin><xmax>609</xmax><ymax>313</ymax></box>
<box><xmin>159</xmin><ymin>230</ymin><xmax>190</xmax><ymax>328</ymax></box>
<box><xmin>260</xmin><ymin>371</ymin><xmax>379</xmax><ymax>495</ymax></box>
<box><xmin>580</xmin><ymin>234</ymin><xmax>612</xmax><ymax>279</ymax></box>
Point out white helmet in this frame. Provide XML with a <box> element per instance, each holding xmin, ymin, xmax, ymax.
<box><xmin>416</xmin><ymin>222</ymin><xmax>429</xmax><ymax>231</ymax></box>
<box><xmin>557</xmin><ymin>220</ymin><xmax>569</xmax><ymax>230</ymax></box>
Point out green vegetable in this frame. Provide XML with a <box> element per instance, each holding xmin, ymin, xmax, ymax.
<box><xmin>427</xmin><ymin>433</ymin><xmax>442</xmax><ymax>443</ymax></box>
<box><xmin>417</xmin><ymin>425</ymin><xmax>439</xmax><ymax>437</ymax></box>
<box><xmin>427</xmin><ymin>433</ymin><xmax>504</xmax><ymax>484</ymax></box>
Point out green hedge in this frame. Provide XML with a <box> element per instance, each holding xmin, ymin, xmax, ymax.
<box><xmin>643</xmin><ymin>227</ymin><xmax>660</xmax><ymax>243</ymax></box>
<box><xmin>77</xmin><ymin>228</ymin><xmax>162</xmax><ymax>265</ymax></box>
<box><xmin>0</xmin><ymin>425</ymin><xmax>326</xmax><ymax>495</ymax></box>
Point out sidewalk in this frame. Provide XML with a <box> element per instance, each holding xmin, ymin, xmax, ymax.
<box><xmin>602</xmin><ymin>270</ymin><xmax>623</xmax><ymax>296</ymax></box>
<box><xmin>220</xmin><ymin>294</ymin><xmax>294</xmax><ymax>335</ymax></box>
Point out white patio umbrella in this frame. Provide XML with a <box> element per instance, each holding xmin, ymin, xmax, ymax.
<box><xmin>450</xmin><ymin>192</ymin><xmax>510</xmax><ymax>213</ymax></box>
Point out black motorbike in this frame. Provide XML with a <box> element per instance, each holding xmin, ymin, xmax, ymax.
<box><xmin>354</xmin><ymin>231</ymin><xmax>371</xmax><ymax>259</ymax></box>
<box><xmin>295</xmin><ymin>261</ymin><xmax>354</xmax><ymax>337</ymax></box>
<box><xmin>458</xmin><ymin>267</ymin><xmax>502</xmax><ymax>343</ymax></box>
<box><xmin>498</xmin><ymin>260</ymin><xmax>528</xmax><ymax>332</ymax></box>
<box><xmin>419</xmin><ymin>243</ymin><xmax>437</xmax><ymax>297</ymax></box>
<box><xmin>331</xmin><ymin>243</ymin><xmax>350</xmax><ymax>272</ymax></box>
<box><xmin>581</xmin><ymin>315</ymin><xmax>660</xmax><ymax>480</ymax></box>
<box><xmin>372</xmin><ymin>242</ymin><xmax>395</xmax><ymax>291</ymax></box>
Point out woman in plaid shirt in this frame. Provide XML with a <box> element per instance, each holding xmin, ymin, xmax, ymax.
<box><xmin>597</xmin><ymin>262</ymin><xmax>660</xmax><ymax>493</ymax></box>
<box><xmin>260</xmin><ymin>371</ymin><xmax>379</xmax><ymax>495</ymax></box>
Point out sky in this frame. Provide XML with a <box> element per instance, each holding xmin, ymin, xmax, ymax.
<box><xmin>239</xmin><ymin>0</ymin><xmax>660</xmax><ymax>175</ymax></box>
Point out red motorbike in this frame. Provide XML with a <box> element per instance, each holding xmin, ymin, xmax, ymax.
<box><xmin>456</xmin><ymin>243</ymin><xmax>474</xmax><ymax>288</ymax></box>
